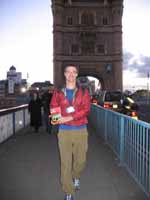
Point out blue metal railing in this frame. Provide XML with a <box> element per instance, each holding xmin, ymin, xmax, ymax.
<box><xmin>89</xmin><ymin>105</ymin><xmax>150</xmax><ymax>197</ymax></box>
<box><xmin>0</xmin><ymin>105</ymin><xmax>30</xmax><ymax>143</ymax></box>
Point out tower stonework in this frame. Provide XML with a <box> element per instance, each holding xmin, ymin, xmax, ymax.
<box><xmin>52</xmin><ymin>0</ymin><xmax>123</xmax><ymax>90</ymax></box>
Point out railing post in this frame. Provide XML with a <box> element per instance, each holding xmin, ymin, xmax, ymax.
<box><xmin>23</xmin><ymin>109</ymin><xmax>26</xmax><ymax>128</ymax></box>
<box><xmin>104</xmin><ymin>111</ymin><xmax>108</xmax><ymax>142</ymax></box>
<box><xmin>12</xmin><ymin>112</ymin><xmax>15</xmax><ymax>135</ymax></box>
<box><xmin>149</xmin><ymin>141</ymin><xmax>150</xmax><ymax>196</ymax></box>
<box><xmin>119</xmin><ymin>116</ymin><xmax>125</xmax><ymax>166</ymax></box>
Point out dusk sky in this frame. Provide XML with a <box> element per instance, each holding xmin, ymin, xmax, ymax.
<box><xmin>0</xmin><ymin>0</ymin><xmax>150</xmax><ymax>90</ymax></box>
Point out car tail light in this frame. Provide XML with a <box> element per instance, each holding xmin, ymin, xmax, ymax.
<box><xmin>92</xmin><ymin>99</ymin><xmax>97</xmax><ymax>104</ymax></box>
<box><xmin>104</xmin><ymin>103</ymin><xmax>112</xmax><ymax>108</ymax></box>
<box><xmin>131</xmin><ymin>111</ymin><xmax>137</xmax><ymax>117</ymax></box>
<box><xmin>131</xmin><ymin>111</ymin><xmax>138</xmax><ymax>120</ymax></box>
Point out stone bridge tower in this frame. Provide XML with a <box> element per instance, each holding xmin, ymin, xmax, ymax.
<box><xmin>52</xmin><ymin>0</ymin><xmax>123</xmax><ymax>90</ymax></box>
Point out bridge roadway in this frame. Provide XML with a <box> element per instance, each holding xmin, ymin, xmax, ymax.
<box><xmin>0</xmin><ymin>125</ymin><xmax>148</xmax><ymax>200</ymax></box>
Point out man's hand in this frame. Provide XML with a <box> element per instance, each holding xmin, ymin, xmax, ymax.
<box><xmin>51</xmin><ymin>120</ymin><xmax>59</xmax><ymax>125</ymax></box>
<box><xmin>51</xmin><ymin>116</ymin><xmax>73</xmax><ymax>125</ymax></box>
<box><xmin>58</xmin><ymin>116</ymin><xmax>73</xmax><ymax>124</ymax></box>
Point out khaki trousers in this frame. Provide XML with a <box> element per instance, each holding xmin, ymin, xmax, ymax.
<box><xmin>57</xmin><ymin>128</ymin><xmax>88</xmax><ymax>195</ymax></box>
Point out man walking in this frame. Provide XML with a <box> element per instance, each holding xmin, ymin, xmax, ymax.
<box><xmin>42</xmin><ymin>87</ymin><xmax>53</xmax><ymax>133</ymax></box>
<box><xmin>50</xmin><ymin>65</ymin><xmax>91</xmax><ymax>200</ymax></box>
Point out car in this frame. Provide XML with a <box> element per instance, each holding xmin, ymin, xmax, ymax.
<box><xmin>121</xmin><ymin>96</ymin><xmax>139</xmax><ymax>120</ymax></box>
<box><xmin>97</xmin><ymin>90</ymin><xmax>123</xmax><ymax>112</ymax></box>
<box><xmin>97</xmin><ymin>90</ymin><xmax>139</xmax><ymax>119</ymax></box>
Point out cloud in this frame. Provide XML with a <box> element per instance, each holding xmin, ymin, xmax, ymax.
<box><xmin>123</xmin><ymin>51</ymin><xmax>134</xmax><ymax>70</ymax></box>
<box><xmin>123</xmin><ymin>51</ymin><xmax>150</xmax><ymax>78</ymax></box>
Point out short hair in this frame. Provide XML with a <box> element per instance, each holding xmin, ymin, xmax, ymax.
<box><xmin>64</xmin><ymin>64</ymin><xmax>79</xmax><ymax>73</ymax></box>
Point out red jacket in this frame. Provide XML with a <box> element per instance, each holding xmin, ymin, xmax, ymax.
<box><xmin>50</xmin><ymin>87</ymin><xmax>91</xmax><ymax>126</ymax></box>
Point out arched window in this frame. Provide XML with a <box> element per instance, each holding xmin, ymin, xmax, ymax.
<box><xmin>81</xmin><ymin>12</ymin><xmax>94</xmax><ymax>26</ymax></box>
<box><xmin>88</xmin><ymin>13</ymin><xmax>94</xmax><ymax>25</ymax></box>
<box><xmin>81</xmin><ymin>12</ymin><xmax>88</xmax><ymax>25</ymax></box>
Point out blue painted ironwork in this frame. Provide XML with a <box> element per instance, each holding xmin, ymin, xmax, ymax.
<box><xmin>89</xmin><ymin>105</ymin><xmax>150</xmax><ymax>197</ymax></box>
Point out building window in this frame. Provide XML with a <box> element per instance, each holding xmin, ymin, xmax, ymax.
<box><xmin>81</xmin><ymin>13</ymin><xmax>88</xmax><ymax>25</ymax></box>
<box><xmin>81</xmin><ymin>12</ymin><xmax>94</xmax><ymax>26</ymax></box>
<box><xmin>72</xmin><ymin>44</ymin><xmax>79</xmax><ymax>54</ymax></box>
<box><xmin>102</xmin><ymin>16</ymin><xmax>108</xmax><ymax>25</ymax></box>
<box><xmin>97</xmin><ymin>44</ymin><xmax>105</xmax><ymax>54</ymax></box>
<box><xmin>81</xmin><ymin>42</ymin><xmax>95</xmax><ymax>54</ymax></box>
<box><xmin>67</xmin><ymin>16</ymin><xmax>73</xmax><ymax>25</ymax></box>
<box><xmin>80</xmin><ymin>32</ymin><xmax>96</xmax><ymax>55</ymax></box>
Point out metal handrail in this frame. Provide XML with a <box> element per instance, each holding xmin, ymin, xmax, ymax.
<box><xmin>89</xmin><ymin>104</ymin><xmax>150</xmax><ymax>197</ymax></box>
<box><xmin>0</xmin><ymin>104</ymin><xmax>30</xmax><ymax>143</ymax></box>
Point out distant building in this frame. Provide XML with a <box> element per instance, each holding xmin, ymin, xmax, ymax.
<box><xmin>7</xmin><ymin>65</ymin><xmax>22</xmax><ymax>84</ymax></box>
<box><xmin>0</xmin><ymin>66</ymin><xmax>28</xmax><ymax>109</ymax></box>
<box><xmin>0</xmin><ymin>80</ymin><xmax>7</xmax><ymax>97</ymax></box>
<box><xmin>30</xmin><ymin>81</ymin><xmax>54</xmax><ymax>91</ymax></box>
<box><xmin>7</xmin><ymin>65</ymin><xmax>22</xmax><ymax>94</ymax></box>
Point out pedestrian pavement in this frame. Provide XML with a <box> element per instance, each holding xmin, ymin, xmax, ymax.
<box><xmin>0</xmin><ymin>125</ymin><xmax>148</xmax><ymax>200</ymax></box>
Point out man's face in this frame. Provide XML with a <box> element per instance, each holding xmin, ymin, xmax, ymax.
<box><xmin>64</xmin><ymin>66</ymin><xmax>78</xmax><ymax>83</ymax></box>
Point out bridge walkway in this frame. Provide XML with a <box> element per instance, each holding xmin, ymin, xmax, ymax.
<box><xmin>0</xmin><ymin>125</ymin><xmax>148</xmax><ymax>200</ymax></box>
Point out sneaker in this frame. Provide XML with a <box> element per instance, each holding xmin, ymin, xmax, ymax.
<box><xmin>64</xmin><ymin>194</ymin><xmax>73</xmax><ymax>200</ymax></box>
<box><xmin>73</xmin><ymin>178</ymin><xmax>80</xmax><ymax>190</ymax></box>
